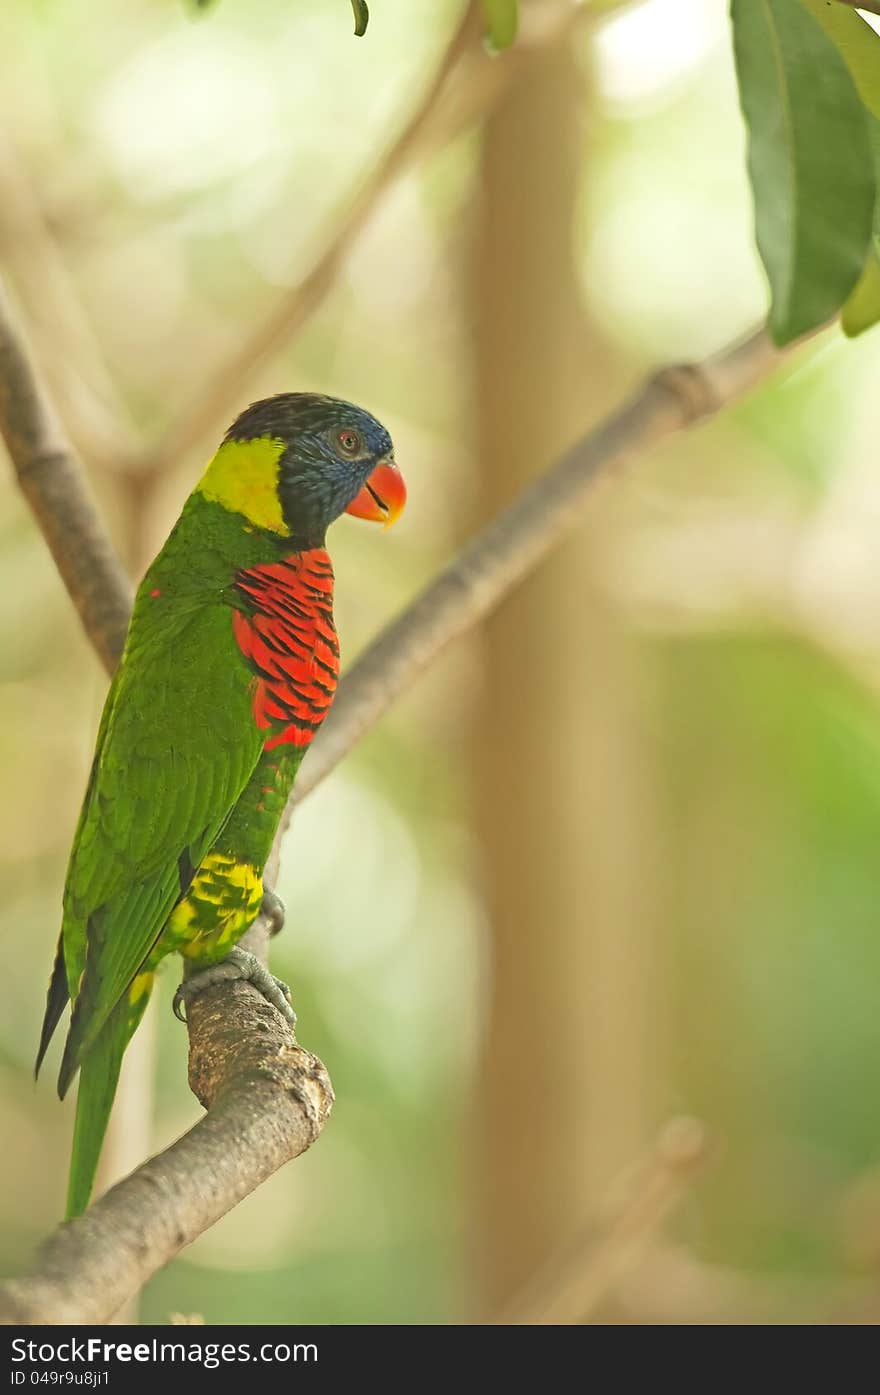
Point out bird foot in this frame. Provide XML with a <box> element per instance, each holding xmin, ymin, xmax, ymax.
<box><xmin>173</xmin><ymin>947</ymin><xmax>296</xmax><ymax>1026</ymax></box>
<box><xmin>260</xmin><ymin>888</ymin><xmax>286</xmax><ymax>937</ymax></box>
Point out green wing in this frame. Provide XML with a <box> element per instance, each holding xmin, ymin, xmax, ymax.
<box><xmin>57</xmin><ymin>592</ymin><xmax>263</xmax><ymax>1096</ymax></box>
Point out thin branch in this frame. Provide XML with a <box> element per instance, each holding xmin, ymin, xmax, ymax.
<box><xmin>0</xmin><ymin>278</ymin><xmax>132</xmax><ymax>672</ymax></box>
<box><xmin>291</xmin><ymin>329</ymin><xmax>791</xmax><ymax>807</ymax></box>
<box><xmin>498</xmin><ymin>1116</ymin><xmax>709</xmax><ymax>1325</ymax></box>
<box><xmin>127</xmin><ymin>2</ymin><xmax>599</xmax><ymax>481</ymax></box>
<box><xmin>0</xmin><ymin>132</ymin><xmax>136</xmax><ymax>471</ymax></box>
<box><xmin>416</xmin><ymin>1</ymin><xmax>599</xmax><ymax>162</ymax></box>
<box><xmin>143</xmin><ymin>1</ymin><xmax>484</xmax><ymax>471</ymax></box>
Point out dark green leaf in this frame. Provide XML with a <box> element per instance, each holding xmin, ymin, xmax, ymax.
<box><xmin>842</xmin><ymin>119</ymin><xmax>880</xmax><ymax>332</ymax></box>
<box><xmin>801</xmin><ymin>0</ymin><xmax>880</xmax><ymax>118</ymax></box>
<box><xmin>732</xmin><ymin>0</ymin><xmax>875</xmax><ymax>343</ymax></box>
<box><xmin>483</xmin><ymin>0</ymin><xmax>518</xmax><ymax>51</ymax></box>
<box><xmin>799</xmin><ymin>1</ymin><xmax>880</xmax><ymax>228</ymax></box>
<box><xmin>801</xmin><ymin>0</ymin><xmax>880</xmax><ymax>332</ymax></box>
<box><xmin>842</xmin><ymin>252</ymin><xmax>880</xmax><ymax>335</ymax></box>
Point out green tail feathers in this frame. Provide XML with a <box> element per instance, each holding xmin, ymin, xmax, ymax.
<box><xmin>35</xmin><ymin>935</ymin><xmax>70</xmax><ymax>1081</ymax></box>
<box><xmin>36</xmin><ymin>950</ymin><xmax>155</xmax><ymax>1218</ymax></box>
<box><xmin>65</xmin><ymin>975</ymin><xmax>154</xmax><ymax>1219</ymax></box>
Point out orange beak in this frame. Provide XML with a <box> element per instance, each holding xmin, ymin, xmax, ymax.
<box><xmin>345</xmin><ymin>458</ymin><xmax>406</xmax><ymax>527</ymax></box>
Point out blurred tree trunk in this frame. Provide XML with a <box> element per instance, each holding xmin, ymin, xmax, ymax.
<box><xmin>468</xmin><ymin>10</ymin><xmax>662</xmax><ymax>1317</ymax></box>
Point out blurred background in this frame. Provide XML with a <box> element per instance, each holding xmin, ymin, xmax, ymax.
<box><xmin>2</xmin><ymin>0</ymin><xmax>880</xmax><ymax>1324</ymax></box>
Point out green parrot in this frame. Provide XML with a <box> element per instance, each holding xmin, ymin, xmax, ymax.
<box><xmin>35</xmin><ymin>393</ymin><xmax>406</xmax><ymax>1219</ymax></box>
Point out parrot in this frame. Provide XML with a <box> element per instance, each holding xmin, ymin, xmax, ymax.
<box><xmin>34</xmin><ymin>392</ymin><xmax>406</xmax><ymax>1219</ymax></box>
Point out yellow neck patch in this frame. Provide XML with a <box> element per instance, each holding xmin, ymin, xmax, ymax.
<box><xmin>197</xmin><ymin>438</ymin><xmax>289</xmax><ymax>535</ymax></box>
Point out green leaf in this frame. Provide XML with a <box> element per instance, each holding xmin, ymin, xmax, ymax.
<box><xmin>799</xmin><ymin>1</ymin><xmax>880</xmax><ymax>232</ymax></box>
<box><xmin>868</xmin><ymin>116</ymin><xmax>880</xmax><ymax>247</ymax></box>
<box><xmin>483</xmin><ymin>0</ymin><xmax>518</xmax><ymax>51</ymax></box>
<box><xmin>351</xmin><ymin>0</ymin><xmax>369</xmax><ymax>37</ymax></box>
<box><xmin>842</xmin><ymin>251</ymin><xmax>880</xmax><ymax>335</ymax></box>
<box><xmin>800</xmin><ymin>0</ymin><xmax>880</xmax><ymax>119</ymax></box>
<box><xmin>801</xmin><ymin>0</ymin><xmax>880</xmax><ymax>330</ymax></box>
<box><xmin>732</xmin><ymin>0</ymin><xmax>875</xmax><ymax>343</ymax></box>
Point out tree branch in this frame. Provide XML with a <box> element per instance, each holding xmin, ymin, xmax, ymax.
<box><xmin>0</xmin><ymin>984</ymin><xmax>332</xmax><ymax>1325</ymax></box>
<box><xmin>142</xmin><ymin>0</ymin><xmax>484</xmax><ymax>472</ymax></box>
<box><xmin>0</xmin><ymin>279</ymin><xmax>132</xmax><ymax>673</ymax></box>
<box><xmin>0</xmin><ymin>134</ymin><xmax>136</xmax><ymax>473</ymax></box>
<box><xmin>136</xmin><ymin>0</ymin><xmax>592</xmax><ymax>474</ymax></box>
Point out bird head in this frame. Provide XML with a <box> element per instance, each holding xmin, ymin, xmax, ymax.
<box><xmin>197</xmin><ymin>392</ymin><xmax>406</xmax><ymax>547</ymax></box>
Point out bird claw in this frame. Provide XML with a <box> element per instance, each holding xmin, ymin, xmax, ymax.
<box><xmin>260</xmin><ymin>888</ymin><xmax>286</xmax><ymax>937</ymax></box>
<box><xmin>173</xmin><ymin>947</ymin><xmax>296</xmax><ymax>1026</ymax></box>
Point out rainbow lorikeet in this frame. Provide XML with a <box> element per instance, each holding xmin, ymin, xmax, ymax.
<box><xmin>34</xmin><ymin>393</ymin><xmax>405</xmax><ymax>1219</ymax></box>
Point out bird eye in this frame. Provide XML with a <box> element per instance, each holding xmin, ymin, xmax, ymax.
<box><xmin>337</xmin><ymin>429</ymin><xmax>362</xmax><ymax>456</ymax></box>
